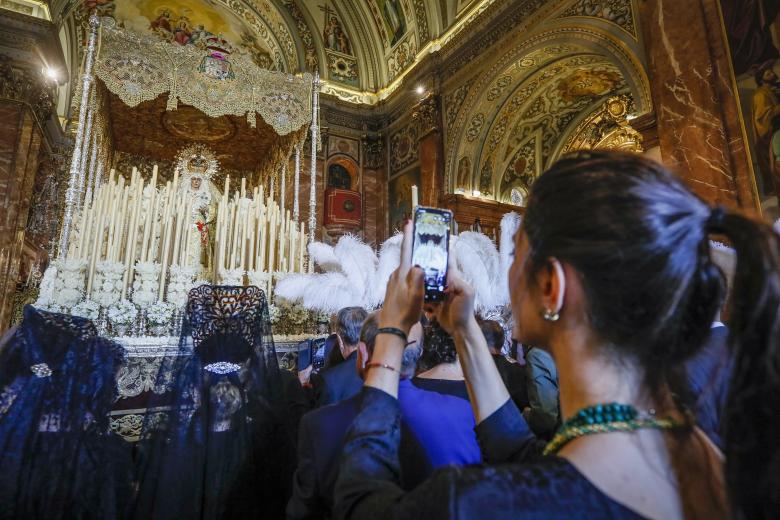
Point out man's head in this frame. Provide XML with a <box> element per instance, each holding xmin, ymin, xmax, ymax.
<box><xmin>756</xmin><ymin>62</ymin><xmax>779</xmax><ymax>87</ymax></box>
<box><xmin>357</xmin><ymin>312</ymin><xmax>423</xmax><ymax>380</ymax></box>
<box><xmin>478</xmin><ymin>319</ymin><xmax>506</xmax><ymax>356</ymax></box>
<box><xmin>335</xmin><ymin>306</ymin><xmax>368</xmax><ymax>356</ymax></box>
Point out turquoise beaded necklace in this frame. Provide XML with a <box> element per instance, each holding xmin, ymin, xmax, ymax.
<box><xmin>543</xmin><ymin>402</ymin><xmax>687</xmax><ymax>455</ymax></box>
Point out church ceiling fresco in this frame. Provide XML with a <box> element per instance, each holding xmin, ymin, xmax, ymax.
<box><xmin>72</xmin><ymin>1</ymin><xmax>620</xmax><ymax>103</ymax></box>
<box><xmin>91</xmin><ymin>0</ymin><xmax>298</xmax><ymax>71</ymax></box>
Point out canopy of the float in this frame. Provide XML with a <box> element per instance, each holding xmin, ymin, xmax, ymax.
<box><xmin>94</xmin><ymin>17</ymin><xmax>312</xmax><ymax>138</ymax></box>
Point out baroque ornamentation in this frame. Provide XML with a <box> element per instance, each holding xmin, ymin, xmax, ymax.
<box><xmin>389</xmin><ymin>123</ymin><xmax>418</xmax><ymax>174</ymax></box>
<box><xmin>444</xmin><ymin>82</ymin><xmax>471</xmax><ymax>133</ymax></box>
<box><xmin>361</xmin><ymin>133</ymin><xmax>385</xmax><ymax>169</ymax></box>
<box><xmin>412</xmin><ymin>94</ymin><xmax>440</xmax><ymax>137</ymax></box>
<box><xmin>562</xmin><ymin>94</ymin><xmax>643</xmax><ymax>153</ymax></box>
<box><xmin>387</xmin><ymin>34</ymin><xmax>417</xmax><ymax>79</ymax></box>
<box><xmin>412</xmin><ymin>0</ymin><xmax>430</xmax><ymax>45</ymax></box>
<box><xmin>281</xmin><ymin>0</ymin><xmax>319</xmax><ymax>72</ymax></box>
<box><xmin>0</xmin><ymin>54</ymin><xmax>55</xmax><ymax>123</ymax></box>
<box><xmin>558</xmin><ymin>0</ymin><xmax>637</xmax><ymax>39</ymax></box>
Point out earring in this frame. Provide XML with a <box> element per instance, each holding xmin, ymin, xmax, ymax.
<box><xmin>542</xmin><ymin>308</ymin><xmax>560</xmax><ymax>322</ymax></box>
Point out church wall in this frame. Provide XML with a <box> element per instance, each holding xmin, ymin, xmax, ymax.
<box><xmin>0</xmin><ymin>102</ymin><xmax>44</xmax><ymax>328</ymax></box>
<box><xmin>640</xmin><ymin>0</ymin><xmax>760</xmax><ymax>214</ymax></box>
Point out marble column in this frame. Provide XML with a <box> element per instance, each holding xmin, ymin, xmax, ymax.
<box><xmin>413</xmin><ymin>95</ymin><xmax>444</xmax><ymax>207</ymax></box>
<box><xmin>0</xmin><ymin>101</ymin><xmax>44</xmax><ymax>328</ymax></box>
<box><xmin>641</xmin><ymin>0</ymin><xmax>760</xmax><ymax>211</ymax></box>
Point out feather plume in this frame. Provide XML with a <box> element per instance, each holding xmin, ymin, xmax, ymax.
<box><xmin>308</xmin><ymin>242</ymin><xmax>342</xmax><ymax>273</ymax></box>
<box><xmin>454</xmin><ymin>232</ymin><xmax>497</xmax><ymax>313</ymax></box>
<box><xmin>369</xmin><ymin>233</ymin><xmax>403</xmax><ymax>307</ymax></box>
<box><xmin>333</xmin><ymin>234</ymin><xmax>378</xmax><ymax>305</ymax></box>
<box><xmin>498</xmin><ymin>212</ymin><xmax>522</xmax><ymax>303</ymax></box>
<box><xmin>302</xmin><ymin>272</ymin><xmax>362</xmax><ymax>313</ymax></box>
<box><xmin>274</xmin><ymin>273</ymin><xmax>314</xmax><ymax>304</ymax></box>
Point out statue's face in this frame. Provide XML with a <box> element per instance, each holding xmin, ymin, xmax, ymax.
<box><xmin>764</xmin><ymin>68</ymin><xmax>779</xmax><ymax>84</ymax></box>
<box><xmin>191</xmin><ymin>177</ymin><xmax>202</xmax><ymax>190</ymax></box>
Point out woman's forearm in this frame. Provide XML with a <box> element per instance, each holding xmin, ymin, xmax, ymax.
<box><xmin>455</xmin><ymin>317</ymin><xmax>511</xmax><ymax>423</ymax></box>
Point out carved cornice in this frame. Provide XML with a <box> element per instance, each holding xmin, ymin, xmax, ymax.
<box><xmin>0</xmin><ymin>54</ymin><xmax>55</xmax><ymax>124</ymax></box>
<box><xmin>361</xmin><ymin>132</ymin><xmax>385</xmax><ymax>169</ymax></box>
<box><xmin>412</xmin><ymin>93</ymin><xmax>441</xmax><ymax>138</ymax></box>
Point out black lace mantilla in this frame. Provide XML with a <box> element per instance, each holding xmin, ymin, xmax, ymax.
<box><xmin>186</xmin><ymin>285</ymin><xmax>269</xmax><ymax>349</ymax></box>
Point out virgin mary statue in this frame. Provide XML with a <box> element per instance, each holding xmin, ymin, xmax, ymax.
<box><xmin>175</xmin><ymin>144</ymin><xmax>222</xmax><ymax>280</ymax></box>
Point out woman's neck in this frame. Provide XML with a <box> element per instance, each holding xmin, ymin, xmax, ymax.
<box><xmin>417</xmin><ymin>360</ymin><xmax>464</xmax><ymax>380</ymax></box>
<box><xmin>551</xmin><ymin>333</ymin><xmax>655</xmax><ymax>422</ymax></box>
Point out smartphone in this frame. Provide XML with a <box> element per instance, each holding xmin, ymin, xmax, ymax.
<box><xmin>412</xmin><ymin>206</ymin><xmax>453</xmax><ymax>302</ymax></box>
<box><xmin>297</xmin><ymin>340</ymin><xmax>312</xmax><ymax>371</ymax></box>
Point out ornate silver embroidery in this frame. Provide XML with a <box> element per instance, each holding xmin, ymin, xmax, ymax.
<box><xmin>116</xmin><ymin>357</ymin><xmax>177</xmax><ymax>398</ymax></box>
<box><xmin>30</xmin><ymin>363</ymin><xmax>52</xmax><ymax>378</ymax></box>
<box><xmin>203</xmin><ymin>362</ymin><xmax>241</xmax><ymax>374</ymax></box>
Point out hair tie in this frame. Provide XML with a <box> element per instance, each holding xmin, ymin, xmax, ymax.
<box><xmin>706</xmin><ymin>206</ymin><xmax>726</xmax><ymax>232</ymax></box>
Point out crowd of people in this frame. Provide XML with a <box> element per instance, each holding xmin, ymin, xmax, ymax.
<box><xmin>0</xmin><ymin>151</ymin><xmax>778</xmax><ymax>519</ymax></box>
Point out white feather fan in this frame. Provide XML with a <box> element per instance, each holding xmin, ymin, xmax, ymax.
<box><xmin>369</xmin><ymin>233</ymin><xmax>403</xmax><ymax>307</ymax></box>
<box><xmin>333</xmin><ymin>234</ymin><xmax>378</xmax><ymax>304</ymax></box>
<box><xmin>273</xmin><ymin>273</ymin><xmax>312</xmax><ymax>304</ymax></box>
<box><xmin>498</xmin><ymin>212</ymin><xmax>522</xmax><ymax>304</ymax></box>
<box><xmin>454</xmin><ymin>232</ymin><xmax>498</xmax><ymax>313</ymax></box>
<box><xmin>307</xmin><ymin>242</ymin><xmax>341</xmax><ymax>273</ymax></box>
<box><xmin>302</xmin><ymin>272</ymin><xmax>363</xmax><ymax>313</ymax></box>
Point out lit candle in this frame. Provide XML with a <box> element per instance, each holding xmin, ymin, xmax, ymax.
<box><xmin>411</xmin><ymin>184</ymin><xmax>419</xmax><ymax>208</ymax></box>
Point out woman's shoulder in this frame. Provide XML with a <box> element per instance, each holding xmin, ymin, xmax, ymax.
<box><xmin>411</xmin><ymin>456</ymin><xmax>646</xmax><ymax>519</ymax></box>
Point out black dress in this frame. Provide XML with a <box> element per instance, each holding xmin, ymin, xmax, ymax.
<box><xmin>334</xmin><ymin>388</ymin><xmax>646</xmax><ymax>519</ymax></box>
<box><xmin>132</xmin><ymin>285</ymin><xmax>294</xmax><ymax>519</ymax></box>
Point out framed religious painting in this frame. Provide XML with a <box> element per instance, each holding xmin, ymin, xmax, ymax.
<box><xmin>721</xmin><ymin>0</ymin><xmax>780</xmax><ymax>221</ymax></box>
<box><xmin>388</xmin><ymin>167</ymin><xmax>420</xmax><ymax>235</ymax></box>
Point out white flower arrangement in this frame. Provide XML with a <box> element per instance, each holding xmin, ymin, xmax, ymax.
<box><xmin>36</xmin><ymin>300</ymin><xmax>63</xmax><ymax>314</ymax></box>
<box><xmin>147</xmin><ymin>300</ymin><xmax>176</xmax><ymax>325</ymax></box>
<box><xmin>268</xmin><ymin>303</ymin><xmax>281</xmax><ymax>324</ymax></box>
<box><xmin>71</xmin><ymin>299</ymin><xmax>100</xmax><ymax>321</ymax></box>
<box><xmin>315</xmin><ymin>310</ymin><xmax>331</xmax><ymax>324</ymax></box>
<box><xmin>107</xmin><ymin>299</ymin><xmax>138</xmax><ymax>325</ymax></box>
<box><xmin>285</xmin><ymin>302</ymin><xmax>310</xmax><ymax>326</ymax></box>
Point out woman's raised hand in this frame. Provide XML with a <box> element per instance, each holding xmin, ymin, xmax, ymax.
<box><xmin>428</xmin><ymin>251</ymin><xmax>477</xmax><ymax>338</ymax></box>
<box><xmin>378</xmin><ymin>220</ymin><xmax>425</xmax><ymax>334</ymax></box>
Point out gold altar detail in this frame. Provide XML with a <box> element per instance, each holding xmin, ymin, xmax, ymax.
<box><xmin>562</xmin><ymin>95</ymin><xmax>643</xmax><ymax>154</ymax></box>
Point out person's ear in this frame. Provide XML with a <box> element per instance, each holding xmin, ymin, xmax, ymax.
<box><xmin>536</xmin><ymin>257</ymin><xmax>566</xmax><ymax>320</ymax></box>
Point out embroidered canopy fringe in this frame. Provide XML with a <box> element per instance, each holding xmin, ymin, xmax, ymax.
<box><xmin>94</xmin><ymin>17</ymin><xmax>313</xmax><ymax>136</ymax></box>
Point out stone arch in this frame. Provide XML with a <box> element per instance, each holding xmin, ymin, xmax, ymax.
<box><xmin>446</xmin><ymin>23</ymin><xmax>650</xmax><ymax>196</ymax></box>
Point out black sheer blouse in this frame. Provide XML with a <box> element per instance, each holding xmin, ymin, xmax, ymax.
<box><xmin>334</xmin><ymin>387</ymin><xmax>645</xmax><ymax>519</ymax></box>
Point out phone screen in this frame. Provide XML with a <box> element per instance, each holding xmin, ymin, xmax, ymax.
<box><xmin>412</xmin><ymin>206</ymin><xmax>452</xmax><ymax>302</ymax></box>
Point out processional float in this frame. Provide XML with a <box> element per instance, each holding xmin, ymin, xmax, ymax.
<box><xmin>36</xmin><ymin>14</ymin><xmax>322</xmax><ymax>327</ymax></box>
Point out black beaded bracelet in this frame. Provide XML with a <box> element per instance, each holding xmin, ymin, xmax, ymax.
<box><xmin>376</xmin><ymin>327</ymin><xmax>408</xmax><ymax>343</ymax></box>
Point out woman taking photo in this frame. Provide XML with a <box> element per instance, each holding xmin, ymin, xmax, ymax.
<box><xmin>334</xmin><ymin>151</ymin><xmax>780</xmax><ymax>519</ymax></box>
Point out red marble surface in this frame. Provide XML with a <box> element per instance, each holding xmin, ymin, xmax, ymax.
<box><xmin>0</xmin><ymin>102</ymin><xmax>43</xmax><ymax>329</ymax></box>
<box><xmin>418</xmin><ymin>131</ymin><xmax>444</xmax><ymax>208</ymax></box>
<box><xmin>641</xmin><ymin>0</ymin><xmax>760</xmax><ymax>212</ymax></box>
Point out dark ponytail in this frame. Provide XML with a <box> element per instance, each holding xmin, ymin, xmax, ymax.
<box><xmin>717</xmin><ymin>213</ymin><xmax>780</xmax><ymax>519</ymax></box>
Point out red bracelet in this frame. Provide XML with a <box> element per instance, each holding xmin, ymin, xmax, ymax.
<box><xmin>365</xmin><ymin>362</ymin><xmax>399</xmax><ymax>373</ymax></box>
